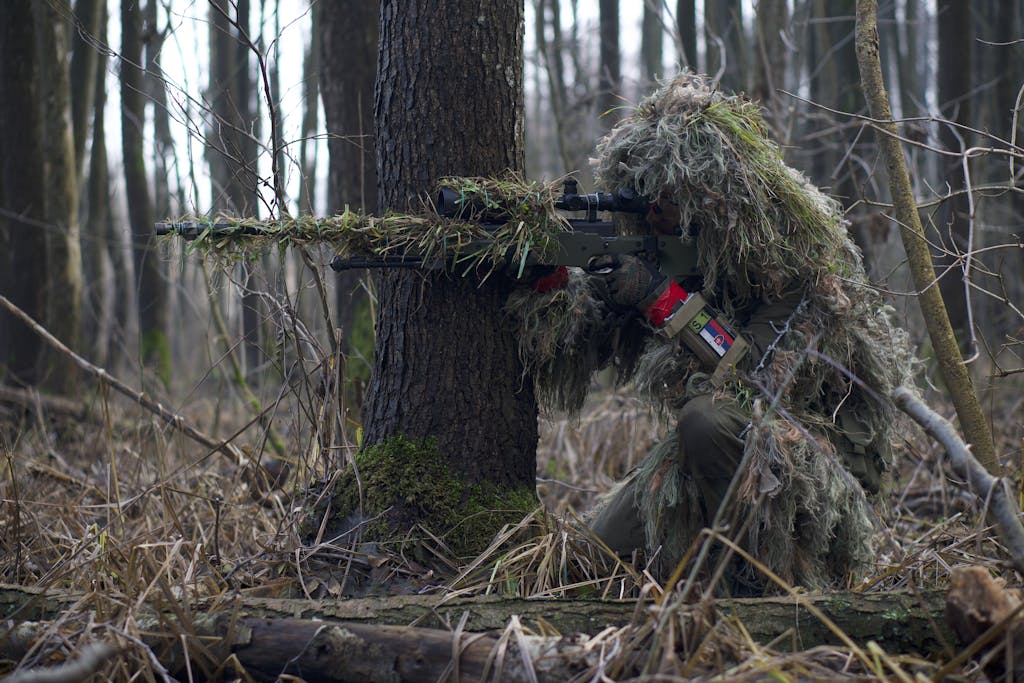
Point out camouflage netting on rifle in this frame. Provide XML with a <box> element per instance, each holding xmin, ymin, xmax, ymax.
<box><xmin>162</xmin><ymin>176</ymin><xmax>573</xmax><ymax>279</ymax></box>
<box><xmin>507</xmin><ymin>72</ymin><xmax>919</xmax><ymax>589</ymax></box>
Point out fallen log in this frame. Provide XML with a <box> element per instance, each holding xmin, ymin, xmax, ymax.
<box><xmin>1</xmin><ymin>580</ymin><xmax>953</xmax><ymax>663</ymax></box>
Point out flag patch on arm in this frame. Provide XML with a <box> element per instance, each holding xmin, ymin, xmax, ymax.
<box><xmin>688</xmin><ymin>311</ymin><xmax>734</xmax><ymax>358</ymax></box>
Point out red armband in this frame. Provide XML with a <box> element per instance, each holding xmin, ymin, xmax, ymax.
<box><xmin>644</xmin><ymin>280</ymin><xmax>689</xmax><ymax>326</ymax></box>
<box><xmin>532</xmin><ymin>265</ymin><xmax>569</xmax><ymax>293</ymax></box>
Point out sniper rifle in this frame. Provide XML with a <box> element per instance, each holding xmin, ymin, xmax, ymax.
<box><xmin>329</xmin><ymin>179</ymin><xmax>700</xmax><ymax>282</ymax></box>
<box><xmin>154</xmin><ymin>179</ymin><xmax>700</xmax><ymax>282</ymax></box>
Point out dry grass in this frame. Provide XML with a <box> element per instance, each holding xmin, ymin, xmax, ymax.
<box><xmin>1</xmin><ymin>364</ymin><xmax>1020</xmax><ymax>681</ymax></box>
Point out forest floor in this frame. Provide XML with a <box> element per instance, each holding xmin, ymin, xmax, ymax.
<box><xmin>1</xmin><ymin>372</ymin><xmax>1022</xmax><ymax>681</ymax></box>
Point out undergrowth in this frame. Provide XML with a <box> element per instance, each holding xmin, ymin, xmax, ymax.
<box><xmin>1</xmin><ymin>367</ymin><xmax>1022</xmax><ymax>680</ymax></box>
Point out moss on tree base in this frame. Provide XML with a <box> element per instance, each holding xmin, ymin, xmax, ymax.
<box><xmin>324</xmin><ymin>436</ymin><xmax>538</xmax><ymax>558</ymax></box>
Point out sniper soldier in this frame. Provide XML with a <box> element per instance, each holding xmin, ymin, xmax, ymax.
<box><xmin>509</xmin><ymin>73</ymin><xmax>916</xmax><ymax>593</ymax></box>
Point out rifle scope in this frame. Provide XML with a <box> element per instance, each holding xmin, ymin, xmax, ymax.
<box><xmin>435</xmin><ymin>179</ymin><xmax>649</xmax><ymax>221</ymax></box>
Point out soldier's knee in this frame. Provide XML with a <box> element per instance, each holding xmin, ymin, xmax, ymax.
<box><xmin>676</xmin><ymin>394</ymin><xmax>747</xmax><ymax>474</ymax></box>
<box><xmin>677</xmin><ymin>395</ymin><xmax>719</xmax><ymax>447</ymax></box>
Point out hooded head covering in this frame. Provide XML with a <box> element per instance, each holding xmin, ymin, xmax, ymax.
<box><xmin>594</xmin><ymin>72</ymin><xmax>850</xmax><ymax>310</ymax></box>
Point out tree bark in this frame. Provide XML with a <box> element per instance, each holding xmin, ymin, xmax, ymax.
<box><xmin>0</xmin><ymin>0</ymin><xmax>49</xmax><ymax>386</ymax></box>
<box><xmin>598</xmin><ymin>0</ymin><xmax>621</xmax><ymax>128</ymax></box>
<box><xmin>298</xmin><ymin>1</ymin><xmax>322</xmax><ymax>216</ymax></box>
<box><xmin>122</xmin><ymin>0</ymin><xmax>169</xmax><ymax>383</ymax></box>
<box><xmin>934</xmin><ymin>0</ymin><xmax>972</xmax><ymax>341</ymax></box>
<box><xmin>641</xmin><ymin>0</ymin><xmax>663</xmax><ymax>84</ymax></box>
<box><xmin>854</xmin><ymin>0</ymin><xmax>999</xmax><ymax>475</ymax></box>
<box><xmin>704</xmin><ymin>0</ymin><xmax>744</xmax><ymax>92</ymax></box>
<box><xmin>207</xmin><ymin>0</ymin><xmax>263</xmax><ymax>379</ymax></box>
<box><xmin>676</xmin><ymin>0</ymin><xmax>697</xmax><ymax>70</ymax></box>
<box><xmin>70</xmin><ymin>0</ymin><xmax>104</xmax><ymax>185</ymax></box>
<box><xmin>751</xmin><ymin>0</ymin><xmax>788</xmax><ymax>118</ymax></box>
<box><xmin>2</xmin><ymin>581</ymin><xmax>958</xmax><ymax>683</ymax></box>
<box><xmin>84</xmin><ymin>6</ymin><xmax>116</xmax><ymax>368</ymax></box>
<box><xmin>362</xmin><ymin>1</ymin><xmax>536</xmax><ymax>506</ymax></box>
<box><xmin>35</xmin><ymin>0</ymin><xmax>83</xmax><ymax>394</ymax></box>
<box><xmin>319</xmin><ymin>0</ymin><xmax>377</xmax><ymax>363</ymax></box>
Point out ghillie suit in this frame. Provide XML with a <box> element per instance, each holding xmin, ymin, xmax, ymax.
<box><xmin>507</xmin><ymin>73</ymin><xmax>918</xmax><ymax>591</ymax></box>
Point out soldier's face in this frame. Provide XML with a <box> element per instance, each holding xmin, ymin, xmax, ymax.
<box><xmin>646</xmin><ymin>199</ymin><xmax>682</xmax><ymax>235</ymax></box>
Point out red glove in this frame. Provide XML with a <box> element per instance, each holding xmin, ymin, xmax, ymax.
<box><xmin>528</xmin><ymin>265</ymin><xmax>569</xmax><ymax>293</ymax></box>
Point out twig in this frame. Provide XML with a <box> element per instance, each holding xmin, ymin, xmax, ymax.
<box><xmin>4</xmin><ymin>642</ymin><xmax>118</xmax><ymax>683</ymax></box>
<box><xmin>0</xmin><ymin>295</ymin><xmax>244</xmax><ymax>464</ymax></box>
<box><xmin>892</xmin><ymin>386</ymin><xmax>1024</xmax><ymax>574</ymax></box>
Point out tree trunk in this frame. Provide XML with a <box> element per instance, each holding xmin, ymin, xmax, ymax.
<box><xmin>896</xmin><ymin>0</ymin><xmax>925</xmax><ymax>120</ymax></box>
<box><xmin>207</xmin><ymin>0</ymin><xmax>263</xmax><ymax>379</ymax></box>
<box><xmin>70</xmin><ymin>0</ymin><xmax>104</xmax><ymax>185</ymax></box>
<box><xmin>144</xmin><ymin>0</ymin><xmax>175</xmax><ymax>220</ymax></box>
<box><xmin>676</xmin><ymin>0</ymin><xmax>697</xmax><ymax>69</ymax></box>
<box><xmin>0</xmin><ymin>0</ymin><xmax>49</xmax><ymax>386</ymax></box>
<box><xmin>35</xmin><ymin>0</ymin><xmax>83</xmax><ymax>394</ymax></box>
<box><xmin>85</xmin><ymin>2</ymin><xmax>115</xmax><ymax>368</ymax></box>
<box><xmin>356</xmin><ymin>0</ymin><xmax>536</xmax><ymax>544</ymax></box>
<box><xmin>298</xmin><ymin>1</ymin><xmax>321</xmax><ymax>216</ymax></box>
<box><xmin>704</xmin><ymin>0</ymin><xmax>744</xmax><ymax>92</ymax></box>
<box><xmin>598</xmin><ymin>0</ymin><xmax>621</xmax><ymax>129</ymax></box>
<box><xmin>319</xmin><ymin>0</ymin><xmax>378</xmax><ymax>367</ymax></box>
<box><xmin>0</xmin><ymin>582</ymin><xmax>956</xmax><ymax>682</ymax></box>
<box><xmin>751</xmin><ymin>0</ymin><xmax>789</xmax><ymax>128</ymax></box>
<box><xmin>934</xmin><ymin>0</ymin><xmax>972</xmax><ymax>343</ymax></box>
<box><xmin>806</xmin><ymin>0</ymin><xmax>881</xmax><ymax>257</ymax></box>
<box><xmin>641</xmin><ymin>0</ymin><xmax>663</xmax><ymax>85</ymax></box>
<box><xmin>535</xmin><ymin>0</ymin><xmax>579</xmax><ymax>174</ymax></box>
<box><xmin>854</xmin><ymin>0</ymin><xmax>999</xmax><ymax>474</ymax></box>
<box><xmin>974</xmin><ymin>1</ymin><xmax>1024</xmax><ymax>353</ymax></box>
<box><xmin>122</xmin><ymin>0</ymin><xmax>169</xmax><ymax>383</ymax></box>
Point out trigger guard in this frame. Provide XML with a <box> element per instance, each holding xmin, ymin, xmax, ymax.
<box><xmin>587</xmin><ymin>255</ymin><xmax>617</xmax><ymax>274</ymax></box>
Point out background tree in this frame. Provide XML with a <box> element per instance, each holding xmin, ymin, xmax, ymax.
<box><xmin>346</xmin><ymin>0</ymin><xmax>536</xmax><ymax>549</ymax></box>
<box><xmin>0</xmin><ymin>1</ymin><xmax>50</xmax><ymax>387</ymax></box>
<box><xmin>533</xmin><ymin>0</ymin><xmax>567</xmax><ymax>174</ymax></box>
<box><xmin>598</xmin><ymin>0</ymin><xmax>621</xmax><ymax>129</ymax></box>
<box><xmin>84</xmin><ymin>9</ymin><xmax>118</xmax><ymax>369</ymax></box>
<box><xmin>122</xmin><ymin>0</ymin><xmax>168</xmax><ymax>383</ymax></box>
<box><xmin>207</xmin><ymin>0</ymin><xmax>263</xmax><ymax>378</ymax></box>
<box><xmin>704</xmin><ymin>0</ymin><xmax>744</xmax><ymax>91</ymax></box>
<box><xmin>641</xmin><ymin>0</ymin><xmax>663</xmax><ymax>85</ymax></box>
<box><xmin>676</xmin><ymin>0</ymin><xmax>697</xmax><ymax>69</ymax></box>
<box><xmin>36</xmin><ymin>0</ymin><xmax>83</xmax><ymax>393</ymax></box>
<box><xmin>70</xmin><ymin>0</ymin><xmax>104</xmax><ymax>186</ymax></box>
<box><xmin>0</xmin><ymin>0</ymin><xmax>82</xmax><ymax>392</ymax></box>
<box><xmin>752</xmin><ymin>0</ymin><xmax>789</xmax><ymax>125</ymax></box>
<box><xmin>855</xmin><ymin>0</ymin><xmax>998</xmax><ymax>474</ymax></box>
<box><xmin>319</xmin><ymin>0</ymin><xmax>378</xmax><ymax>377</ymax></box>
<box><xmin>974</xmin><ymin>1</ymin><xmax>1024</xmax><ymax>350</ymax></box>
<box><xmin>934</xmin><ymin>0</ymin><xmax>973</xmax><ymax>343</ymax></box>
<box><xmin>73</xmin><ymin>0</ymin><xmax>116</xmax><ymax>367</ymax></box>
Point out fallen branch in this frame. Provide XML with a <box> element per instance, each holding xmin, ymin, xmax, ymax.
<box><xmin>3</xmin><ymin>642</ymin><xmax>119</xmax><ymax>683</ymax></box>
<box><xmin>893</xmin><ymin>386</ymin><xmax>1024</xmax><ymax>574</ymax></box>
<box><xmin>0</xmin><ymin>295</ymin><xmax>244</xmax><ymax>464</ymax></box>
<box><xmin>0</xmin><ymin>581</ymin><xmax>953</xmax><ymax>663</ymax></box>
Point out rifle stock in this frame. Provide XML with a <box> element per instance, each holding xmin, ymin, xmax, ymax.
<box><xmin>327</xmin><ymin>222</ymin><xmax>699</xmax><ymax>282</ymax></box>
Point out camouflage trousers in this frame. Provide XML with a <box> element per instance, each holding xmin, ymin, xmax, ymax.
<box><xmin>588</xmin><ymin>393</ymin><xmax>749</xmax><ymax>558</ymax></box>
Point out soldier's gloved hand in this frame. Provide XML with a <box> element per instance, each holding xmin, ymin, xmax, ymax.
<box><xmin>589</xmin><ymin>254</ymin><xmax>669</xmax><ymax>310</ymax></box>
